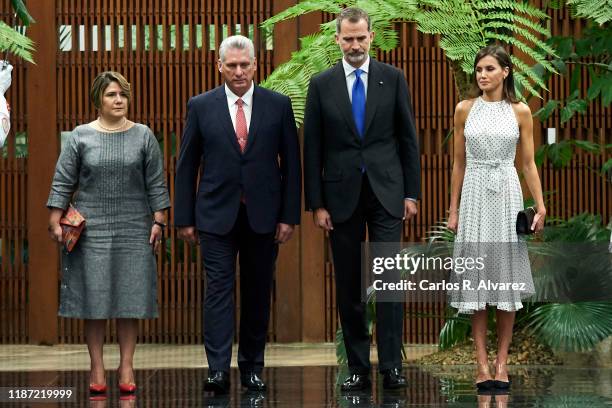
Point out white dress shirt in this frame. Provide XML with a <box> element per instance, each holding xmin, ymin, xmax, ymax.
<box><xmin>225</xmin><ymin>82</ymin><xmax>254</xmax><ymax>132</ymax></box>
<box><xmin>342</xmin><ymin>56</ymin><xmax>369</xmax><ymax>103</ymax></box>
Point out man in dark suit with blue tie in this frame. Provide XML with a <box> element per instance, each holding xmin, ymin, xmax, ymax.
<box><xmin>304</xmin><ymin>8</ymin><xmax>420</xmax><ymax>391</ymax></box>
<box><xmin>174</xmin><ymin>35</ymin><xmax>301</xmax><ymax>394</ymax></box>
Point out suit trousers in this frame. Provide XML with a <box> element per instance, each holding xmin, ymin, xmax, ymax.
<box><xmin>199</xmin><ymin>204</ymin><xmax>278</xmax><ymax>374</ymax></box>
<box><xmin>329</xmin><ymin>175</ymin><xmax>404</xmax><ymax>374</ymax></box>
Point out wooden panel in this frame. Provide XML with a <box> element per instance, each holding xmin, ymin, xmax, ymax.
<box><xmin>26</xmin><ymin>0</ymin><xmax>59</xmax><ymax>345</ymax></box>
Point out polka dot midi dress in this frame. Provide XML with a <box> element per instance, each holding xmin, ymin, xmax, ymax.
<box><xmin>449</xmin><ymin>97</ymin><xmax>535</xmax><ymax>314</ymax></box>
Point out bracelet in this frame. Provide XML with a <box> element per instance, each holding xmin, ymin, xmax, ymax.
<box><xmin>153</xmin><ymin>220</ymin><xmax>166</xmax><ymax>228</ymax></box>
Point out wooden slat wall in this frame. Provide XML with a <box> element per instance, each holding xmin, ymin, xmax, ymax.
<box><xmin>0</xmin><ymin>1</ymin><xmax>609</xmax><ymax>345</ymax></box>
<box><xmin>0</xmin><ymin>0</ymin><xmax>27</xmax><ymax>344</ymax></box>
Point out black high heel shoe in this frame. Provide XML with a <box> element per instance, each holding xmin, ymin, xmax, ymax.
<box><xmin>475</xmin><ymin>363</ymin><xmax>495</xmax><ymax>391</ymax></box>
<box><xmin>493</xmin><ymin>361</ymin><xmax>511</xmax><ymax>390</ymax></box>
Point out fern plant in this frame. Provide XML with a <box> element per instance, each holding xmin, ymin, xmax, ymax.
<box><xmin>0</xmin><ymin>0</ymin><xmax>36</xmax><ymax>63</ymax></box>
<box><xmin>565</xmin><ymin>0</ymin><xmax>612</xmax><ymax>24</ymax></box>
<box><xmin>0</xmin><ymin>21</ymin><xmax>34</xmax><ymax>63</ymax></box>
<box><xmin>261</xmin><ymin>0</ymin><xmax>557</xmax><ymax>127</ymax></box>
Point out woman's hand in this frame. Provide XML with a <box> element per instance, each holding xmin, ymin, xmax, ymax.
<box><xmin>48</xmin><ymin>223</ymin><xmax>63</xmax><ymax>243</ymax></box>
<box><xmin>531</xmin><ymin>207</ymin><xmax>546</xmax><ymax>234</ymax></box>
<box><xmin>149</xmin><ymin>224</ymin><xmax>163</xmax><ymax>255</ymax></box>
<box><xmin>447</xmin><ymin>210</ymin><xmax>459</xmax><ymax>233</ymax></box>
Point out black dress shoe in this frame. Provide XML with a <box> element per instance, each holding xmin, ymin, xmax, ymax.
<box><xmin>382</xmin><ymin>368</ymin><xmax>408</xmax><ymax>390</ymax></box>
<box><xmin>341</xmin><ymin>373</ymin><xmax>371</xmax><ymax>391</ymax></box>
<box><xmin>204</xmin><ymin>370</ymin><xmax>230</xmax><ymax>394</ymax></box>
<box><xmin>240</xmin><ymin>372</ymin><xmax>267</xmax><ymax>391</ymax></box>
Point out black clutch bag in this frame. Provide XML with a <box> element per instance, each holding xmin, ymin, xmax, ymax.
<box><xmin>516</xmin><ymin>206</ymin><xmax>536</xmax><ymax>235</ymax></box>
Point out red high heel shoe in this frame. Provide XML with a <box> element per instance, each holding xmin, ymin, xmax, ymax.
<box><xmin>118</xmin><ymin>382</ymin><xmax>137</xmax><ymax>393</ymax></box>
<box><xmin>89</xmin><ymin>383</ymin><xmax>108</xmax><ymax>394</ymax></box>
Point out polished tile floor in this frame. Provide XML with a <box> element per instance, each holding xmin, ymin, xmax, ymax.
<box><xmin>0</xmin><ymin>345</ymin><xmax>610</xmax><ymax>407</ymax></box>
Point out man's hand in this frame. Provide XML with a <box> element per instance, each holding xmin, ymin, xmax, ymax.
<box><xmin>275</xmin><ymin>223</ymin><xmax>294</xmax><ymax>244</ymax></box>
<box><xmin>178</xmin><ymin>226</ymin><xmax>198</xmax><ymax>244</ymax></box>
<box><xmin>313</xmin><ymin>208</ymin><xmax>333</xmax><ymax>231</ymax></box>
<box><xmin>404</xmin><ymin>199</ymin><xmax>418</xmax><ymax>220</ymax></box>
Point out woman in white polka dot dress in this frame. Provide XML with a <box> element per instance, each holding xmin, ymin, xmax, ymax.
<box><xmin>447</xmin><ymin>45</ymin><xmax>546</xmax><ymax>391</ymax></box>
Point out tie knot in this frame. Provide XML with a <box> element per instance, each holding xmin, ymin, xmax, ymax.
<box><xmin>236</xmin><ymin>98</ymin><xmax>244</xmax><ymax>107</ymax></box>
<box><xmin>354</xmin><ymin>68</ymin><xmax>363</xmax><ymax>78</ymax></box>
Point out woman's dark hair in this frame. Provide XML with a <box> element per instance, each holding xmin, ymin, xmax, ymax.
<box><xmin>90</xmin><ymin>71</ymin><xmax>131</xmax><ymax>109</ymax></box>
<box><xmin>471</xmin><ymin>45</ymin><xmax>518</xmax><ymax>103</ymax></box>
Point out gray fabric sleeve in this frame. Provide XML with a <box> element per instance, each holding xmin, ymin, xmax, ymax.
<box><xmin>144</xmin><ymin>127</ymin><xmax>171</xmax><ymax>212</ymax></box>
<box><xmin>47</xmin><ymin>130</ymin><xmax>80</xmax><ymax>210</ymax></box>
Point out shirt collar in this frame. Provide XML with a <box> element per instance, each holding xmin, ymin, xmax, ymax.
<box><xmin>224</xmin><ymin>82</ymin><xmax>255</xmax><ymax>106</ymax></box>
<box><xmin>342</xmin><ymin>56</ymin><xmax>370</xmax><ymax>78</ymax></box>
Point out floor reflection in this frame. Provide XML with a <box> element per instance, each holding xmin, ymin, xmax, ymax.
<box><xmin>0</xmin><ymin>365</ymin><xmax>610</xmax><ymax>407</ymax></box>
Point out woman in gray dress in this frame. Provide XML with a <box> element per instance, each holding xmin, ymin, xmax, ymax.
<box><xmin>47</xmin><ymin>71</ymin><xmax>170</xmax><ymax>394</ymax></box>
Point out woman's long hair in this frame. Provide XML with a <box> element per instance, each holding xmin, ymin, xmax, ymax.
<box><xmin>470</xmin><ymin>45</ymin><xmax>519</xmax><ymax>103</ymax></box>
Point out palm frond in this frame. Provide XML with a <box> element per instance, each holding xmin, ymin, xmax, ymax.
<box><xmin>0</xmin><ymin>21</ymin><xmax>34</xmax><ymax>63</ymax></box>
<box><xmin>527</xmin><ymin>302</ymin><xmax>612</xmax><ymax>351</ymax></box>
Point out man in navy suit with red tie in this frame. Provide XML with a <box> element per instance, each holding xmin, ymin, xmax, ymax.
<box><xmin>174</xmin><ymin>35</ymin><xmax>301</xmax><ymax>394</ymax></box>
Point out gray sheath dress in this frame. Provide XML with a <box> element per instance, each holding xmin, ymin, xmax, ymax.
<box><xmin>47</xmin><ymin>123</ymin><xmax>170</xmax><ymax>319</ymax></box>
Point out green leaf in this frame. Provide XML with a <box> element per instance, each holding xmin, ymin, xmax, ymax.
<box><xmin>566</xmin><ymin>0</ymin><xmax>612</xmax><ymax>24</ymax></box>
<box><xmin>535</xmin><ymin>144</ymin><xmax>549</xmax><ymax>167</ymax></box>
<box><xmin>561</xmin><ymin>98</ymin><xmax>588</xmax><ymax>122</ymax></box>
<box><xmin>601</xmin><ymin>158</ymin><xmax>612</xmax><ymax>175</ymax></box>
<box><xmin>10</xmin><ymin>0</ymin><xmax>35</xmax><ymax>26</ymax></box>
<box><xmin>261</xmin><ymin>0</ymin><xmax>344</xmax><ymax>30</ymax></box>
<box><xmin>574</xmin><ymin>38</ymin><xmax>592</xmax><ymax>57</ymax></box>
<box><xmin>587</xmin><ymin>73</ymin><xmax>605</xmax><ymax>101</ymax></box>
<box><xmin>547</xmin><ymin>141</ymin><xmax>573</xmax><ymax>168</ymax></box>
<box><xmin>555</xmin><ymin>37</ymin><xmax>573</xmax><ymax>59</ymax></box>
<box><xmin>570</xmin><ymin>65</ymin><xmax>581</xmax><ymax>94</ymax></box>
<box><xmin>602</xmin><ymin>82</ymin><xmax>612</xmax><ymax>106</ymax></box>
<box><xmin>551</xmin><ymin>58</ymin><xmax>567</xmax><ymax>75</ymax></box>
<box><xmin>534</xmin><ymin>99</ymin><xmax>559</xmax><ymax>121</ymax></box>
<box><xmin>527</xmin><ymin>302</ymin><xmax>612</xmax><ymax>351</ymax></box>
<box><xmin>0</xmin><ymin>20</ymin><xmax>35</xmax><ymax>63</ymax></box>
<box><xmin>439</xmin><ymin>313</ymin><xmax>471</xmax><ymax>350</ymax></box>
<box><xmin>573</xmin><ymin>139</ymin><xmax>600</xmax><ymax>153</ymax></box>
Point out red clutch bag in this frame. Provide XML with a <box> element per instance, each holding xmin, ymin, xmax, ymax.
<box><xmin>60</xmin><ymin>205</ymin><xmax>85</xmax><ymax>252</ymax></box>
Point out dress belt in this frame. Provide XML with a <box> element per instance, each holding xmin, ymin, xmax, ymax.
<box><xmin>465</xmin><ymin>159</ymin><xmax>514</xmax><ymax>193</ymax></box>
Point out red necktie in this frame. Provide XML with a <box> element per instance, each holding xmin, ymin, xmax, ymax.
<box><xmin>235</xmin><ymin>98</ymin><xmax>247</xmax><ymax>153</ymax></box>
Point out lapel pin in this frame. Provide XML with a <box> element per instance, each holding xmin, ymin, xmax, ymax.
<box><xmin>378</xmin><ymin>81</ymin><xmax>383</xmax><ymax>86</ymax></box>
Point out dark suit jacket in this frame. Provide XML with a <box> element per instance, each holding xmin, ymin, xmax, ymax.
<box><xmin>304</xmin><ymin>59</ymin><xmax>420</xmax><ymax>223</ymax></box>
<box><xmin>174</xmin><ymin>84</ymin><xmax>301</xmax><ymax>235</ymax></box>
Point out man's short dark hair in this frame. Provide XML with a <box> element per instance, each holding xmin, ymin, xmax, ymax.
<box><xmin>336</xmin><ymin>7</ymin><xmax>371</xmax><ymax>33</ymax></box>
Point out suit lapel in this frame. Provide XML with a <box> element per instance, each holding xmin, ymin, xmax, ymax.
<box><xmin>329</xmin><ymin>62</ymin><xmax>360</xmax><ymax>140</ymax></box>
<box><xmin>215</xmin><ymin>86</ymin><xmax>242</xmax><ymax>154</ymax></box>
<box><xmin>362</xmin><ymin>59</ymin><xmax>383</xmax><ymax>138</ymax></box>
<box><xmin>244</xmin><ymin>85</ymin><xmax>262</xmax><ymax>154</ymax></box>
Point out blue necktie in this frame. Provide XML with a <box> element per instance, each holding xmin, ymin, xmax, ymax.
<box><xmin>351</xmin><ymin>68</ymin><xmax>366</xmax><ymax>138</ymax></box>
